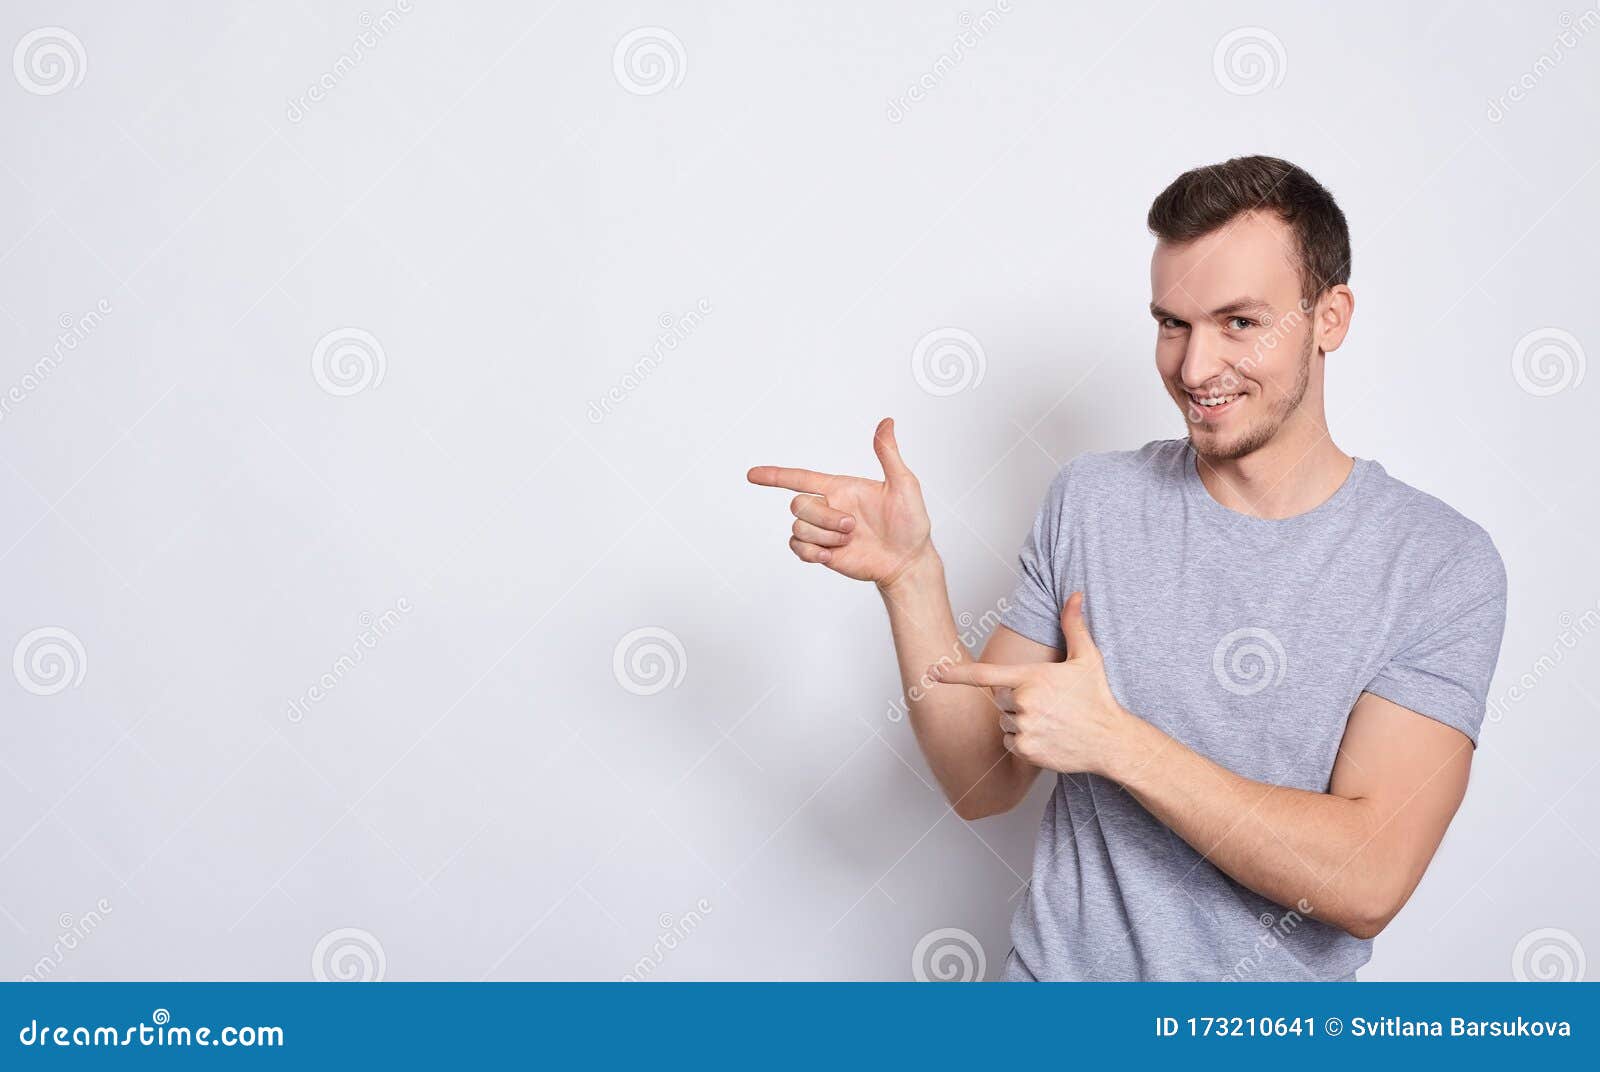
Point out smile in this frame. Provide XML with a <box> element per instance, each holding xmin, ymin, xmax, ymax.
<box><xmin>1187</xmin><ymin>392</ymin><xmax>1243</xmax><ymax>420</ymax></box>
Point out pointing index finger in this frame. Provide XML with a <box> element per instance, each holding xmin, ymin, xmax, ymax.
<box><xmin>746</xmin><ymin>466</ymin><xmax>833</xmax><ymax>494</ymax></box>
<box><xmin>929</xmin><ymin>661</ymin><xmax>1031</xmax><ymax>689</ymax></box>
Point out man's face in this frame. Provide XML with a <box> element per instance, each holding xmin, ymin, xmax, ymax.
<box><xmin>1149</xmin><ymin>211</ymin><xmax>1316</xmax><ymax>462</ymax></box>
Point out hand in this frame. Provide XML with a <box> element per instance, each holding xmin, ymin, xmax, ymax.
<box><xmin>928</xmin><ymin>592</ymin><xmax>1132</xmax><ymax>776</ymax></box>
<box><xmin>747</xmin><ymin>418</ymin><xmax>934</xmax><ymax>588</ymax></box>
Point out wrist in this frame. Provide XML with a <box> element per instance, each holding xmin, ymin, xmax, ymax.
<box><xmin>876</xmin><ymin>543</ymin><xmax>941</xmax><ymax>598</ymax></box>
<box><xmin>1098</xmin><ymin>705</ymin><xmax>1164</xmax><ymax>785</ymax></box>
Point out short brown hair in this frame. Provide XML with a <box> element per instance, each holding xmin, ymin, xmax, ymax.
<box><xmin>1147</xmin><ymin>155</ymin><xmax>1351</xmax><ymax>303</ymax></box>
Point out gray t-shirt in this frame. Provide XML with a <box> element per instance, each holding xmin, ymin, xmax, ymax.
<box><xmin>997</xmin><ymin>438</ymin><xmax>1507</xmax><ymax>982</ymax></box>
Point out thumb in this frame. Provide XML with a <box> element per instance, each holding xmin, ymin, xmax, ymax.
<box><xmin>1060</xmin><ymin>592</ymin><xmax>1098</xmax><ymax>661</ymax></box>
<box><xmin>873</xmin><ymin>417</ymin><xmax>912</xmax><ymax>482</ymax></box>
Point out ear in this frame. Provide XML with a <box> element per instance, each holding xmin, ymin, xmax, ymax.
<box><xmin>1314</xmin><ymin>284</ymin><xmax>1355</xmax><ymax>355</ymax></box>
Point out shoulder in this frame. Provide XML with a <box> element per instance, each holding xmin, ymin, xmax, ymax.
<box><xmin>1359</xmin><ymin>461</ymin><xmax>1507</xmax><ymax>599</ymax></box>
<box><xmin>1046</xmin><ymin>438</ymin><xmax>1189</xmax><ymax>500</ymax></box>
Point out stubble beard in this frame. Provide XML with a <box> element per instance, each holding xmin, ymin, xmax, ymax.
<box><xmin>1187</xmin><ymin>331</ymin><xmax>1313</xmax><ymax>463</ymax></box>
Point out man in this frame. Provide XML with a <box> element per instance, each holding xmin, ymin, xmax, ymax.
<box><xmin>747</xmin><ymin>156</ymin><xmax>1508</xmax><ymax>982</ymax></box>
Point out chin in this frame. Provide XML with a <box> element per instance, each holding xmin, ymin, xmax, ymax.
<box><xmin>1189</xmin><ymin>423</ymin><xmax>1271</xmax><ymax>462</ymax></box>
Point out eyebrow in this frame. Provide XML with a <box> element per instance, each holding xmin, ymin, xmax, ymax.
<box><xmin>1149</xmin><ymin>297</ymin><xmax>1273</xmax><ymax>320</ymax></box>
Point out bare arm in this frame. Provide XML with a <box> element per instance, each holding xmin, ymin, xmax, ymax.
<box><xmin>748</xmin><ymin>419</ymin><xmax>1046</xmax><ymax>819</ymax></box>
<box><xmin>880</xmin><ymin>557</ymin><xmax>1050</xmax><ymax>818</ymax></box>
<box><xmin>933</xmin><ymin>603</ymin><xmax>1475</xmax><ymax>938</ymax></box>
<box><xmin>1110</xmin><ymin>690</ymin><xmax>1472</xmax><ymax>938</ymax></box>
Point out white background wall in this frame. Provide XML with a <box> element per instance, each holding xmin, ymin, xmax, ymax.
<box><xmin>0</xmin><ymin>1</ymin><xmax>1595</xmax><ymax>981</ymax></box>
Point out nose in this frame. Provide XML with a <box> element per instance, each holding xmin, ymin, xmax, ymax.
<box><xmin>1179</xmin><ymin>326</ymin><xmax>1233</xmax><ymax>391</ymax></box>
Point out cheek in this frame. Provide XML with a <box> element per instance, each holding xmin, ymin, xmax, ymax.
<box><xmin>1154</xmin><ymin>338</ymin><xmax>1184</xmax><ymax>378</ymax></box>
<box><xmin>1240</xmin><ymin>348</ymin><xmax>1287</xmax><ymax>395</ymax></box>
<box><xmin>1244</xmin><ymin>325</ymin><xmax>1310</xmax><ymax>393</ymax></box>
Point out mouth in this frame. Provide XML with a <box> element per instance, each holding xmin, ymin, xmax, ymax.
<box><xmin>1186</xmin><ymin>391</ymin><xmax>1244</xmax><ymax>422</ymax></box>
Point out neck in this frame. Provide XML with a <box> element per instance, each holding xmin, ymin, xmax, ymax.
<box><xmin>1193</xmin><ymin>407</ymin><xmax>1352</xmax><ymax>520</ymax></box>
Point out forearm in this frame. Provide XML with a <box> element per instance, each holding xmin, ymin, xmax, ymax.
<box><xmin>1106</xmin><ymin>716</ymin><xmax>1396</xmax><ymax>937</ymax></box>
<box><xmin>879</xmin><ymin>550</ymin><xmax>1028</xmax><ymax>819</ymax></box>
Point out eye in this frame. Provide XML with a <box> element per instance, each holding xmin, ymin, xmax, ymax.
<box><xmin>1159</xmin><ymin>317</ymin><xmax>1187</xmax><ymax>331</ymax></box>
<box><xmin>1225</xmin><ymin>316</ymin><xmax>1255</xmax><ymax>331</ymax></box>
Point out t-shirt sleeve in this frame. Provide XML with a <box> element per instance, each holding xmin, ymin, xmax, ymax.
<box><xmin>1363</xmin><ymin>529</ymin><xmax>1508</xmax><ymax>745</ymax></box>
<box><xmin>997</xmin><ymin>465</ymin><xmax>1073</xmax><ymax>651</ymax></box>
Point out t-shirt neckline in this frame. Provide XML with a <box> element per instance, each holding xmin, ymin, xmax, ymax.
<box><xmin>1181</xmin><ymin>439</ymin><xmax>1371</xmax><ymax>533</ymax></box>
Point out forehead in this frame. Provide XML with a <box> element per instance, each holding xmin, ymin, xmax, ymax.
<box><xmin>1150</xmin><ymin>211</ymin><xmax>1300</xmax><ymax>310</ymax></box>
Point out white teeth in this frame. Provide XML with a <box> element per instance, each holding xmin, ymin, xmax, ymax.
<box><xmin>1193</xmin><ymin>394</ymin><xmax>1239</xmax><ymax>407</ymax></box>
